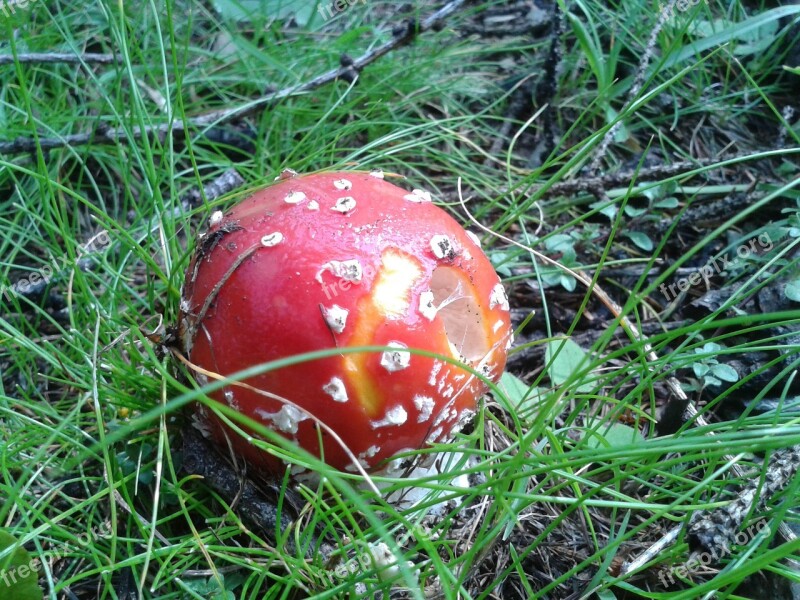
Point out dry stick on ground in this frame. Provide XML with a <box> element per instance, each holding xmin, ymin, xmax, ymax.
<box><xmin>181</xmin><ymin>425</ymin><xmax>336</xmax><ymax>560</ymax></box>
<box><xmin>586</xmin><ymin>0</ymin><xmax>677</xmax><ymax>174</ymax></box>
<box><xmin>483</xmin><ymin>74</ymin><xmax>538</xmax><ymax>165</ymax></box>
<box><xmin>538</xmin><ymin>150</ymin><xmax>777</xmax><ymax>198</ymax></box>
<box><xmin>620</xmin><ymin>444</ymin><xmax>800</xmax><ymax>584</ymax></box>
<box><xmin>444</xmin><ymin>148</ymin><xmax>793</xmax><ymax>209</ymax></box>
<box><xmin>0</xmin><ymin>0</ymin><xmax>467</xmax><ymax>155</ymax></box>
<box><xmin>687</xmin><ymin>445</ymin><xmax>800</xmax><ymax>553</ymax></box>
<box><xmin>483</xmin><ymin>4</ymin><xmax>565</xmax><ymax>166</ymax></box>
<box><xmin>529</xmin><ymin>3</ymin><xmax>566</xmax><ymax>168</ymax></box>
<box><xmin>455</xmin><ymin>180</ymin><xmax>797</xmax><ymax>581</ymax></box>
<box><xmin>0</xmin><ymin>52</ymin><xmax>120</xmax><ymax>65</ymax></box>
<box><xmin>181</xmin><ymin>168</ymin><xmax>245</xmax><ymax>209</ymax></box>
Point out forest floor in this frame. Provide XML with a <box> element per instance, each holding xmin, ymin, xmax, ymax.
<box><xmin>1</xmin><ymin>1</ymin><xmax>800</xmax><ymax>598</ymax></box>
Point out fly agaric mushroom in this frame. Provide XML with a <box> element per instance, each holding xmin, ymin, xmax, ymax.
<box><xmin>180</xmin><ymin>170</ymin><xmax>512</xmax><ymax>475</ymax></box>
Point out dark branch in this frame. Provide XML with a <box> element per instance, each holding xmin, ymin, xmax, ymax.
<box><xmin>537</xmin><ymin>149</ymin><xmax>793</xmax><ymax>199</ymax></box>
<box><xmin>181</xmin><ymin>424</ymin><xmax>334</xmax><ymax>559</ymax></box>
<box><xmin>0</xmin><ymin>0</ymin><xmax>466</xmax><ymax>156</ymax></box>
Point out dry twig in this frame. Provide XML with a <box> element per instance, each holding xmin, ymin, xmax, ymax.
<box><xmin>687</xmin><ymin>445</ymin><xmax>800</xmax><ymax>556</ymax></box>
<box><xmin>587</xmin><ymin>0</ymin><xmax>677</xmax><ymax>174</ymax></box>
<box><xmin>0</xmin><ymin>0</ymin><xmax>466</xmax><ymax>155</ymax></box>
<box><xmin>0</xmin><ymin>52</ymin><xmax>120</xmax><ymax>65</ymax></box>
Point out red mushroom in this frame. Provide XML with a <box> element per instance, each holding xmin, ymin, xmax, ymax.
<box><xmin>179</xmin><ymin>170</ymin><xmax>512</xmax><ymax>476</ymax></box>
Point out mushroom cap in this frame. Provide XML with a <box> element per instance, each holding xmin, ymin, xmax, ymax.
<box><xmin>180</xmin><ymin>171</ymin><xmax>512</xmax><ymax>474</ymax></box>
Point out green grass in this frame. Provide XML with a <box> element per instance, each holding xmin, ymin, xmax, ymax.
<box><xmin>1</xmin><ymin>0</ymin><xmax>800</xmax><ymax>598</ymax></box>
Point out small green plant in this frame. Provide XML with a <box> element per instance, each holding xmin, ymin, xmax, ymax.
<box><xmin>537</xmin><ymin>225</ymin><xmax>601</xmax><ymax>291</ymax></box>
<box><xmin>182</xmin><ymin>574</ymin><xmax>238</xmax><ymax>600</ymax></box>
<box><xmin>690</xmin><ymin>342</ymin><xmax>740</xmax><ymax>388</ymax></box>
